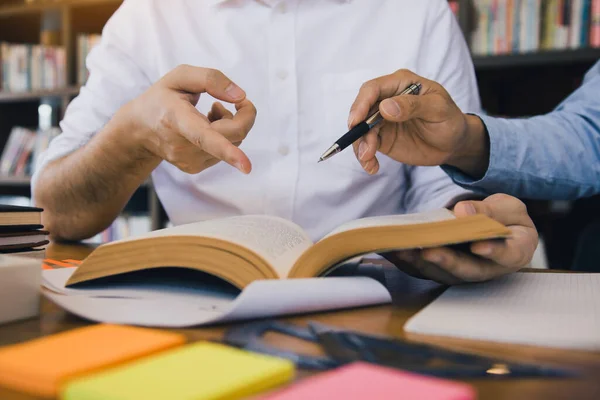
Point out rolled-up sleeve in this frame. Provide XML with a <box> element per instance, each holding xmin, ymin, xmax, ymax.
<box><xmin>31</xmin><ymin>0</ymin><xmax>155</xmax><ymax>200</ymax></box>
<box><xmin>443</xmin><ymin>61</ymin><xmax>600</xmax><ymax>200</ymax></box>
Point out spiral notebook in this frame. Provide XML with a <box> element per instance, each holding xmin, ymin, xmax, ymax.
<box><xmin>405</xmin><ymin>272</ymin><xmax>600</xmax><ymax>350</ymax></box>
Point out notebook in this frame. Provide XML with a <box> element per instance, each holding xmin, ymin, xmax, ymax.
<box><xmin>405</xmin><ymin>272</ymin><xmax>600</xmax><ymax>350</ymax></box>
<box><xmin>61</xmin><ymin>342</ymin><xmax>295</xmax><ymax>400</ymax></box>
<box><xmin>0</xmin><ymin>324</ymin><xmax>185</xmax><ymax>398</ymax></box>
<box><xmin>258</xmin><ymin>362</ymin><xmax>475</xmax><ymax>400</ymax></box>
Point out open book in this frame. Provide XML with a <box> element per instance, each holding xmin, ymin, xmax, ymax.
<box><xmin>66</xmin><ymin>209</ymin><xmax>510</xmax><ymax>290</ymax></box>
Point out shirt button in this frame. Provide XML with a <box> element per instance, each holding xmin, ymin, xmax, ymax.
<box><xmin>278</xmin><ymin>145</ymin><xmax>290</xmax><ymax>156</ymax></box>
<box><xmin>276</xmin><ymin>70</ymin><xmax>288</xmax><ymax>80</ymax></box>
<box><xmin>276</xmin><ymin>2</ymin><xmax>287</xmax><ymax>13</ymax></box>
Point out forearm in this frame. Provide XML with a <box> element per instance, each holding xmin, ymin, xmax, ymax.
<box><xmin>444</xmin><ymin>112</ymin><xmax>600</xmax><ymax>199</ymax></box>
<box><xmin>34</xmin><ymin>111</ymin><xmax>161</xmax><ymax>241</ymax></box>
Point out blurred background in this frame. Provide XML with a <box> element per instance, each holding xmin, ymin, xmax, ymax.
<box><xmin>0</xmin><ymin>0</ymin><xmax>598</xmax><ymax>269</ymax></box>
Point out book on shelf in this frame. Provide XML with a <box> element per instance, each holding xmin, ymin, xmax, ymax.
<box><xmin>0</xmin><ymin>42</ymin><xmax>66</xmax><ymax>93</ymax></box>
<box><xmin>471</xmin><ymin>0</ymin><xmax>600</xmax><ymax>56</ymax></box>
<box><xmin>65</xmin><ymin>209</ymin><xmax>510</xmax><ymax>290</ymax></box>
<box><xmin>0</xmin><ymin>126</ymin><xmax>60</xmax><ymax>177</ymax></box>
<box><xmin>449</xmin><ymin>0</ymin><xmax>460</xmax><ymax>17</ymax></box>
<box><xmin>77</xmin><ymin>34</ymin><xmax>102</xmax><ymax>85</ymax></box>
<box><xmin>84</xmin><ymin>214</ymin><xmax>152</xmax><ymax>244</ymax></box>
<box><xmin>593</xmin><ymin>0</ymin><xmax>600</xmax><ymax>46</ymax></box>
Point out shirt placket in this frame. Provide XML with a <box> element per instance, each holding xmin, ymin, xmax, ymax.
<box><xmin>264</xmin><ymin>0</ymin><xmax>299</xmax><ymax>220</ymax></box>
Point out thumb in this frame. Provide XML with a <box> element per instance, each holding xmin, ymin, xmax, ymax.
<box><xmin>379</xmin><ymin>94</ymin><xmax>428</xmax><ymax>122</ymax></box>
<box><xmin>453</xmin><ymin>200</ymin><xmax>491</xmax><ymax>219</ymax></box>
<box><xmin>454</xmin><ymin>194</ymin><xmax>533</xmax><ymax>227</ymax></box>
<box><xmin>164</xmin><ymin>65</ymin><xmax>246</xmax><ymax>103</ymax></box>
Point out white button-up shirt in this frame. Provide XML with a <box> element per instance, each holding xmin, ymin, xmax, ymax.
<box><xmin>33</xmin><ymin>0</ymin><xmax>481</xmax><ymax>241</ymax></box>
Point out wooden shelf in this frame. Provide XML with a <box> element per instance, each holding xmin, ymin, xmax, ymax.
<box><xmin>0</xmin><ymin>175</ymin><xmax>31</xmax><ymax>186</ymax></box>
<box><xmin>0</xmin><ymin>86</ymin><xmax>81</xmax><ymax>103</ymax></box>
<box><xmin>0</xmin><ymin>0</ymin><xmax>121</xmax><ymax>17</ymax></box>
<box><xmin>0</xmin><ymin>175</ymin><xmax>152</xmax><ymax>188</ymax></box>
<box><xmin>473</xmin><ymin>48</ymin><xmax>600</xmax><ymax>70</ymax></box>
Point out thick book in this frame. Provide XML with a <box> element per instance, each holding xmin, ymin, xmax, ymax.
<box><xmin>0</xmin><ymin>204</ymin><xmax>42</xmax><ymax>228</ymax></box>
<box><xmin>65</xmin><ymin>209</ymin><xmax>510</xmax><ymax>290</ymax></box>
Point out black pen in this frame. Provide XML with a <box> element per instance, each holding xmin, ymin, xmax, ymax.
<box><xmin>318</xmin><ymin>82</ymin><xmax>422</xmax><ymax>163</ymax></box>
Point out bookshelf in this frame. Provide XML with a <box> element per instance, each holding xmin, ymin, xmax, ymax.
<box><xmin>456</xmin><ymin>0</ymin><xmax>600</xmax><ymax>270</ymax></box>
<box><xmin>473</xmin><ymin>47</ymin><xmax>600</xmax><ymax>69</ymax></box>
<box><xmin>0</xmin><ymin>0</ymin><xmax>164</xmax><ymax>236</ymax></box>
<box><xmin>0</xmin><ymin>86</ymin><xmax>80</xmax><ymax>102</ymax></box>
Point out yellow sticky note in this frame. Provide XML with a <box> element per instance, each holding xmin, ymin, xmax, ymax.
<box><xmin>61</xmin><ymin>342</ymin><xmax>295</xmax><ymax>400</ymax></box>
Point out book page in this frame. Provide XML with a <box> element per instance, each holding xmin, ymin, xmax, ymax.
<box><xmin>323</xmin><ymin>209</ymin><xmax>456</xmax><ymax>239</ymax></box>
<box><xmin>114</xmin><ymin>215</ymin><xmax>313</xmax><ymax>278</ymax></box>
<box><xmin>43</xmin><ymin>269</ymin><xmax>391</xmax><ymax>328</ymax></box>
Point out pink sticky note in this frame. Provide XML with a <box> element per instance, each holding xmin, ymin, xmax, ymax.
<box><xmin>259</xmin><ymin>362</ymin><xmax>476</xmax><ymax>400</ymax></box>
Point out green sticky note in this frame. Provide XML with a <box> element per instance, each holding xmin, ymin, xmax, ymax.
<box><xmin>61</xmin><ymin>342</ymin><xmax>295</xmax><ymax>400</ymax></box>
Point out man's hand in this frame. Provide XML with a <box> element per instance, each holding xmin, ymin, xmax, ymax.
<box><xmin>117</xmin><ymin>64</ymin><xmax>256</xmax><ymax>174</ymax></box>
<box><xmin>382</xmin><ymin>194</ymin><xmax>539</xmax><ymax>285</ymax></box>
<box><xmin>348</xmin><ymin>69</ymin><xmax>489</xmax><ymax>178</ymax></box>
<box><xmin>34</xmin><ymin>64</ymin><xmax>257</xmax><ymax>241</ymax></box>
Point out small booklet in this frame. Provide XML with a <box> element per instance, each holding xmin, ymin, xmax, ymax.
<box><xmin>65</xmin><ymin>209</ymin><xmax>510</xmax><ymax>290</ymax></box>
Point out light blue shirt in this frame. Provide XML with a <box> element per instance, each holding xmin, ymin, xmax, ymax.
<box><xmin>444</xmin><ymin>60</ymin><xmax>600</xmax><ymax>200</ymax></box>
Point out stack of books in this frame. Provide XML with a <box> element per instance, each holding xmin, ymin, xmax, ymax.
<box><xmin>471</xmin><ymin>0</ymin><xmax>600</xmax><ymax>56</ymax></box>
<box><xmin>76</xmin><ymin>34</ymin><xmax>102</xmax><ymax>85</ymax></box>
<box><xmin>0</xmin><ymin>204</ymin><xmax>48</xmax><ymax>259</ymax></box>
<box><xmin>0</xmin><ymin>127</ymin><xmax>60</xmax><ymax>177</ymax></box>
<box><xmin>0</xmin><ymin>42</ymin><xmax>66</xmax><ymax>92</ymax></box>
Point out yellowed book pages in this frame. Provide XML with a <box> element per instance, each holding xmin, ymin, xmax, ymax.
<box><xmin>66</xmin><ymin>209</ymin><xmax>511</xmax><ymax>290</ymax></box>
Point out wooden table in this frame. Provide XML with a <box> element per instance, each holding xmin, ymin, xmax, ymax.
<box><xmin>1</xmin><ymin>242</ymin><xmax>599</xmax><ymax>400</ymax></box>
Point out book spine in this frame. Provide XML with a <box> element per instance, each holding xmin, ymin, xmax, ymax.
<box><xmin>491</xmin><ymin>0</ymin><xmax>497</xmax><ymax>53</ymax></box>
<box><xmin>593</xmin><ymin>0</ymin><xmax>600</xmax><ymax>46</ymax></box>
<box><xmin>506</xmin><ymin>0</ymin><xmax>514</xmax><ymax>53</ymax></box>
<box><xmin>581</xmin><ymin>0</ymin><xmax>591</xmax><ymax>46</ymax></box>
<box><xmin>570</xmin><ymin>0</ymin><xmax>582</xmax><ymax>48</ymax></box>
<box><xmin>0</xmin><ymin>42</ymin><xmax>4</xmax><ymax>91</ymax></box>
<box><xmin>512</xmin><ymin>0</ymin><xmax>521</xmax><ymax>51</ymax></box>
<box><xmin>473</xmin><ymin>0</ymin><xmax>489</xmax><ymax>55</ymax></box>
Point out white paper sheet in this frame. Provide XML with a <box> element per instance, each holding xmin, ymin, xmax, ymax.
<box><xmin>42</xmin><ymin>269</ymin><xmax>391</xmax><ymax>328</ymax></box>
<box><xmin>404</xmin><ymin>272</ymin><xmax>600</xmax><ymax>350</ymax></box>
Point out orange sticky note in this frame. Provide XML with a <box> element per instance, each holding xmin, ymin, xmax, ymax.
<box><xmin>0</xmin><ymin>324</ymin><xmax>185</xmax><ymax>398</ymax></box>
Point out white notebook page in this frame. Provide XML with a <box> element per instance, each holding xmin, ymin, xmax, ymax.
<box><xmin>405</xmin><ymin>273</ymin><xmax>600</xmax><ymax>350</ymax></box>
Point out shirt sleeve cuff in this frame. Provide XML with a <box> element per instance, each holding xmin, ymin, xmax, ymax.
<box><xmin>441</xmin><ymin>114</ymin><xmax>518</xmax><ymax>194</ymax></box>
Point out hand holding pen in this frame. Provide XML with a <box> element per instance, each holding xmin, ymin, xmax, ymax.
<box><xmin>324</xmin><ymin>69</ymin><xmax>484</xmax><ymax>176</ymax></box>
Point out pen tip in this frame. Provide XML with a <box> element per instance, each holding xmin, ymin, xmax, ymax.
<box><xmin>318</xmin><ymin>159</ymin><xmax>323</xmax><ymax>163</ymax></box>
